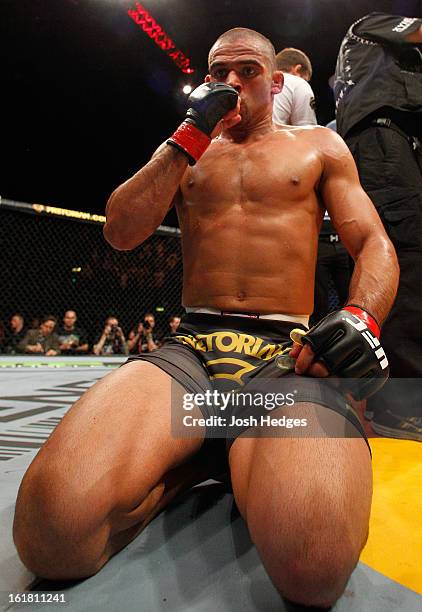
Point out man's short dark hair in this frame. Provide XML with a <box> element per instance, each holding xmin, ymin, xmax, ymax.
<box><xmin>209</xmin><ymin>28</ymin><xmax>277</xmax><ymax>71</ymax></box>
<box><xmin>41</xmin><ymin>315</ymin><xmax>57</xmax><ymax>325</ymax></box>
<box><xmin>276</xmin><ymin>47</ymin><xmax>312</xmax><ymax>79</ymax></box>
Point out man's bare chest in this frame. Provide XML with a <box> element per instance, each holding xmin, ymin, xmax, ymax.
<box><xmin>181</xmin><ymin>138</ymin><xmax>321</xmax><ymax>204</ymax></box>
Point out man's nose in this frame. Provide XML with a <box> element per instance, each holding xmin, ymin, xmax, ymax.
<box><xmin>225</xmin><ymin>70</ymin><xmax>242</xmax><ymax>93</ymax></box>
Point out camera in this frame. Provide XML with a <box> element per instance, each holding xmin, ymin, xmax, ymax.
<box><xmin>110</xmin><ymin>324</ymin><xmax>118</xmax><ymax>333</ymax></box>
<box><xmin>143</xmin><ymin>320</ymin><xmax>151</xmax><ymax>331</ymax></box>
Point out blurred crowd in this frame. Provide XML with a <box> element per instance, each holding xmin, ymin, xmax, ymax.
<box><xmin>79</xmin><ymin>242</ymin><xmax>181</xmax><ymax>292</ymax></box>
<box><xmin>0</xmin><ymin>310</ymin><xmax>182</xmax><ymax>357</ymax></box>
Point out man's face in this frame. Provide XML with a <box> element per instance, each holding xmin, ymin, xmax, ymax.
<box><xmin>107</xmin><ymin>318</ymin><xmax>118</xmax><ymax>328</ymax></box>
<box><xmin>207</xmin><ymin>37</ymin><xmax>281</xmax><ymax>128</ymax></box>
<box><xmin>40</xmin><ymin>320</ymin><xmax>56</xmax><ymax>336</ymax></box>
<box><xmin>170</xmin><ymin>317</ymin><xmax>181</xmax><ymax>332</ymax></box>
<box><xmin>144</xmin><ymin>315</ymin><xmax>155</xmax><ymax>328</ymax></box>
<box><xmin>11</xmin><ymin>315</ymin><xmax>23</xmax><ymax>331</ymax></box>
<box><xmin>63</xmin><ymin>311</ymin><xmax>77</xmax><ymax>328</ymax></box>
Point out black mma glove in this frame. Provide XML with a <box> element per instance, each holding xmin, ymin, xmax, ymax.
<box><xmin>167</xmin><ymin>82</ymin><xmax>239</xmax><ymax>165</ymax></box>
<box><xmin>300</xmin><ymin>305</ymin><xmax>389</xmax><ymax>400</ymax></box>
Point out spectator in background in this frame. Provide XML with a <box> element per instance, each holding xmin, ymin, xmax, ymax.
<box><xmin>273</xmin><ymin>47</ymin><xmax>317</xmax><ymax>126</ymax></box>
<box><xmin>29</xmin><ymin>317</ymin><xmax>40</xmax><ymax>330</ymax></box>
<box><xmin>93</xmin><ymin>316</ymin><xmax>127</xmax><ymax>356</ymax></box>
<box><xmin>57</xmin><ymin>310</ymin><xmax>89</xmax><ymax>355</ymax></box>
<box><xmin>168</xmin><ymin>315</ymin><xmax>181</xmax><ymax>334</ymax></box>
<box><xmin>128</xmin><ymin>312</ymin><xmax>158</xmax><ymax>354</ymax></box>
<box><xmin>155</xmin><ymin>314</ymin><xmax>182</xmax><ymax>347</ymax></box>
<box><xmin>18</xmin><ymin>315</ymin><xmax>60</xmax><ymax>356</ymax></box>
<box><xmin>2</xmin><ymin>313</ymin><xmax>26</xmax><ymax>354</ymax></box>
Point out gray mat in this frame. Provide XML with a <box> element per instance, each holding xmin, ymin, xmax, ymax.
<box><xmin>2</xmin><ymin>483</ymin><xmax>422</xmax><ymax>611</ymax></box>
<box><xmin>1</xmin><ymin>365</ymin><xmax>421</xmax><ymax>611</ymax></box>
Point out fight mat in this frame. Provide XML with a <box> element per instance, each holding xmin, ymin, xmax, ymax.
<box><xmin>0</xmin><ymin>359</ymin><xmax>421</xmax><ymax>611</ymax></box>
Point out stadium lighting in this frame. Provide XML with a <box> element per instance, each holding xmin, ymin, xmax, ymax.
<box><xmin>127</xmin><ymin>3</ymin><xmax>195</xmax><ymax>74</ymax></box>
<box><xmin>182</xmin><ymin>84</ymin><xmax>193</xmax><ymax>95</ymax></box>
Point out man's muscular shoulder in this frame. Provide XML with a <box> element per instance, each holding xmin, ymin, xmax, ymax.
<box><xmin>273</xmin><ymin>123</ymin><xmax>321</xmax><ymax>134</ymax></box>
<box><xmin>274</xmin><ymin>124</ymin><xmax>343</xmax><ymax>144</ymax></box>
<box><xmin>272</xmin><ymin>124</ymin><xmax>338</xmax><ymax>151</ymax></box>
<box><xmin>288</xmin><ymin>125</ymin><xmax>354</xmax><ymax>172</ymax></box>
<box><xmin>312</xmin><ymin>127</ymin><xmax>357</xmax><ymax>172</ymax></box>
<box><xmin>273</xmin><ymin>124</ymin><xmax>344</xmax><ymax>167</ymax></box>
<box><xmin>305</xmin><ymin>125</ymin><xmax>349</xmax><ymax>149</ymax></box>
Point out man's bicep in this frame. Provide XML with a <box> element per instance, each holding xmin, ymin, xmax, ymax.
<box><xmin>320</xmin><ymin>140</ymin><xmax>385</xmax><ymax>258</ymax></box>
<box><xmin>328</xmin><ymin>184</ymin><xmax>386</xmax><ymax>260</ymax></box>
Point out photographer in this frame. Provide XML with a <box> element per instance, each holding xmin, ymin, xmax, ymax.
<box><xmin>127</xmin><ymin>312</ymin><xmax>158</xmax><ymax>354</ymax></box>
<box><xmin>93</xmin><ymin>316</ymin><xmax>127</xmax><ymax>356</ymax></box>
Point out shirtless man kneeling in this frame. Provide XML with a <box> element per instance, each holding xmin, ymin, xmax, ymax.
<box><xmin>13</xmin><ymin>28</ymin><xmax>399</xmax><ymax>608</ymax></box>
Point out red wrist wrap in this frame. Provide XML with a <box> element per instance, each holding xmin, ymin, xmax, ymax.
<box><xmin>344</xmin><ymin>306</ymin><xmax>380</xmax><ymax>338</ymax></box>
<box><xmin>167</xmin><ymin>122</ymin><xmax>211</xmax><ymax>164</ymax></box>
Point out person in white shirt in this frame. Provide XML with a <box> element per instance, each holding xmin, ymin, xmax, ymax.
<box><xmin>273</xmin><ymin>47</ymin><xmax>317</xmax><ymax>126</ymax></box>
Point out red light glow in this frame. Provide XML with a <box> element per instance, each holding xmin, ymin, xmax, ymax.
<box><xmin>127</xmin><ymin>3</ymin><xmax>195</xmax><ymax>74</ymax></box>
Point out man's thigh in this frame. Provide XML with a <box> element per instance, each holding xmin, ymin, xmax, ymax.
<box><xmin>18</xmin><ymin>361</ymin><xmax>208</xmax><ymax>523</ymax></box>
<box><xmin>229</xmin><ymin>403</ymin><xmax>372</xmax><ymax>554</ymax></box>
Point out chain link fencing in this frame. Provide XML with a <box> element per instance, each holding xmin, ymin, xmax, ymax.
<box><xmin>0</xmin><ymin>199</ymin><xmax>183</xmax><ymax>350</ymax></box>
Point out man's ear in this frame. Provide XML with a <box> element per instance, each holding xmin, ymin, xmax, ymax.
<box><xmin>205</xmin><ymin>74</ymin><xmax>211</xmax><ymax>83</ymax></box>
<box><xmin>271</xmin><ymin>70</ymin><xmax>283</xmax><ymax>95</ymax></box>
<box><xmin>291</xmin><ymin>64</ymin><xmax>303</xmax><ymax>78</ymax></box>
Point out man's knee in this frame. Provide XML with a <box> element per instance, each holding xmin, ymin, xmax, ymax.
<box><xmin>266</xmin><ymin>540</ymin><xmax>361</xmax><ymax>607</ymax></box>
<box><xmin>13</xmin><ymin>458</ymin><xmax>103</xmax><ymax>579</ymax></box>
<box><xmin>246</xmin><ymin>495</ymin><xmax>366</xmax><ymax>607</ymax></box>
<box><xmin>13</xmin><ymin>437</ymin><xmax>170</xmax><ymax>581</ymax></box>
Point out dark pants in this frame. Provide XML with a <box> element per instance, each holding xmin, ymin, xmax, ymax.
<box><xmin>311</xmin><ymin>240</ymin><xmax>351</xmax><ymax>326</ymax></box>
<box><xmin>346</xmin><ymin>126</ymin><xmax>422</xmax><ymax>416</ymax></box>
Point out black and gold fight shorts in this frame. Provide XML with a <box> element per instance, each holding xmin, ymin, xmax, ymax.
<box><xmin>126</xmin><ymin>313</ymin><xmax>368</xmax><ymax>450</ymax></box>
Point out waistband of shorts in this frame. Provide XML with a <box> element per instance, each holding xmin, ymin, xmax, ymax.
<box><xmin>185</xmin><ymin>307</ymin><xmax>309</xmax><ymax>328</ymax></box>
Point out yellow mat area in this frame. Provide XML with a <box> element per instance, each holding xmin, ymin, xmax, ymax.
<box><xmin>360</xmin><ymin>438</ymin><xmax>422</xmax><ymax>594</ymax></box>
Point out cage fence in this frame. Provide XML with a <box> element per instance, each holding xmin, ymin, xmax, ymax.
<box><xmin>0</xmin><ymin>199</ymin><xmax>183</xmax><ymax>349</ymax></box>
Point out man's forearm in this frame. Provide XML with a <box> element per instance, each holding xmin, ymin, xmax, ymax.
<box><xmin>104</xmin><ymin>82</ymin><xmax>240</xmax><ymax>251</ymax></box>
<box><xmin>127</xmin><ymin>334</ymin><xmax>140</xmax><ymax>352</ymax></box>
<box><xmin>146</xmin><ymin>332</ymin><xmax>157</xmax><ymax>351</ymax></box>
<box><xmin>75</xmin><ymin>344</ymin><xmax>89</xmax><ymax>353</ymax></box>
<box><xmin>346</xmin><ymin>235</ymin><xmax>399</xmax><ymax>326</ymax></box>
<box><xmin>104</xmin><ymin>145</ymin><xmax>187</xmax><ymax>251</ymax></box>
